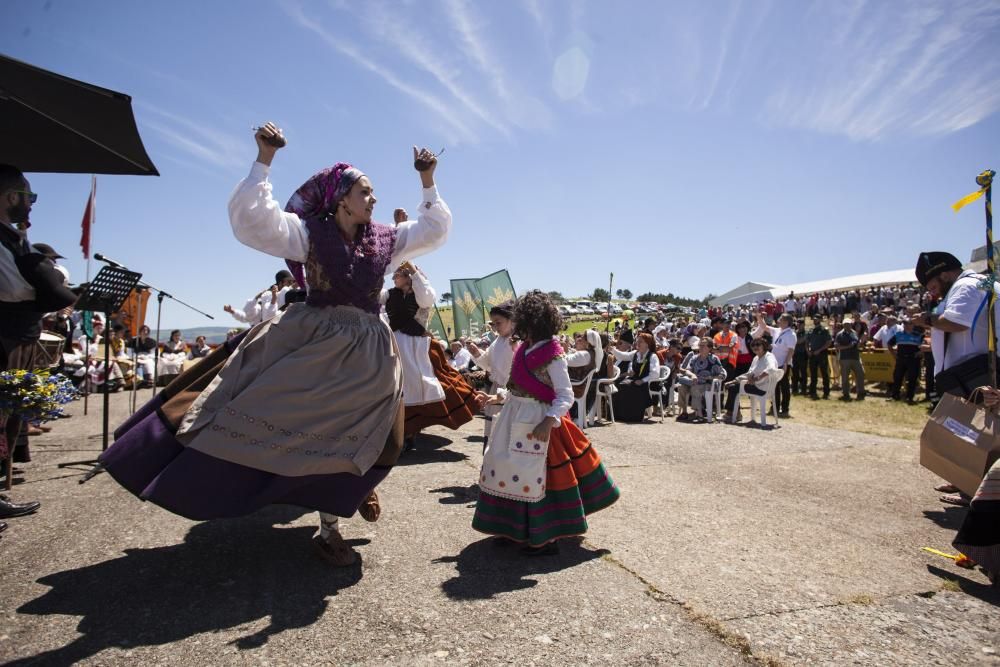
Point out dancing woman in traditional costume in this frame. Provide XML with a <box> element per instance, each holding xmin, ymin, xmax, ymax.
<box><xmin>382</xmin><ymin>262</ymin><xmax>477</xmax><ymax>446</ymax></box>
<box><xmin>100</xmin><ymin>123</ymin><xmax>451</xmax><ymax>566</ymax></box>
<box><xmin>472</xmin><ymin>291</ymin><xmax>620</xmax><ymax>555</ymax></box>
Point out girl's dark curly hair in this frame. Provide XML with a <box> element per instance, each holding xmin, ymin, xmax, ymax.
<box><xmin>512</xmin><ymin>290</ymin><xmax>562</xmax><ymax>343</ymax></box>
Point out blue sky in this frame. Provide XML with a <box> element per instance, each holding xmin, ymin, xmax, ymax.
<box><xmin>3</xmin><ymin>0</ymin><xmax>999</xmax><ymax>329</ymax></box>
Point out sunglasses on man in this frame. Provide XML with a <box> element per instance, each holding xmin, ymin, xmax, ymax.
<box><xmin>11</xmin><ymin>190</ymin><xmax>37</xmax><ymax>204</ymax></box>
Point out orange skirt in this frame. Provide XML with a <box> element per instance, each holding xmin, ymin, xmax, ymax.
<box><xmin>404</xmin><ymin>342</ymin><xmax>478</xmax><ymax>437</ymax></box>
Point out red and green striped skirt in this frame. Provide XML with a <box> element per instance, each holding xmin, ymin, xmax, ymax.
<box><xmin>472</xmin><ymin>415</ymin><xmax>619</xmax><ymax>546</ymax></box>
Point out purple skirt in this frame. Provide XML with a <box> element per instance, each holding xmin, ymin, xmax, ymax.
<box><xmin>98</xmin><ymin>331</ymin><xmax>394</xmax><ymax>521</ymax></box>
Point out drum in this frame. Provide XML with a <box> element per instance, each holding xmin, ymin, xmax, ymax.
<box><xmin>37</xmin><ymin>331</ymin><xmax>66</xmax><ymax>369</ymax></box>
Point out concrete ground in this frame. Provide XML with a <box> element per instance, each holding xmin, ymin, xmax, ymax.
<box><xmin>0</xmin><ymin>391</ymin><xmax>997</xmax><ymax>666</ymax></box>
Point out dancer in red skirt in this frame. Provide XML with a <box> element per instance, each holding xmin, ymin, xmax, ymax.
<box><xmin>473</xmin><ymin>291</ymin><xmax>620</xmax><ymax>555</ymax></box>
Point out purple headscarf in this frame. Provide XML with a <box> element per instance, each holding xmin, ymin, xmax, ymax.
<box><xmin>283</xmin><ymin>162</ymin><xmax>366</xmax><ymax>287</ymax></box>
<box><xmin>285</xmin><ymin>162</ymin><xmax>365</xmax><ymax>224</ymax></box>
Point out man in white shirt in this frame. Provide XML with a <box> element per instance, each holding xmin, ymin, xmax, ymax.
<box><xmin>224</xmin><ymin>269</ymin><xmax>296</xmax><ymax>325</ymax></box>
<box><xmin>872</xmin><ymin>315</ymin><xmax>901</xmax><ymax>349</ymax></box>
<box><xmin>914</xmin><ymin>251</ymin><xmax>1000</xmax><ymax>396</ymax></box>
<box><xmin>753</xmin><ymin>313</ymin><xmax>796</xmax><ymax>417</ymax></box>
<box><xmin>449</xmin><ymin>340</ymin><xmax>472</xmax><ymax>371</ymax></box>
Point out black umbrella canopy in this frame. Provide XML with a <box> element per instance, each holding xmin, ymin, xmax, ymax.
<box><xmin>0</xmin><ymin>53</ymin><xmax>159</xmax><ymax>176</ymax></box>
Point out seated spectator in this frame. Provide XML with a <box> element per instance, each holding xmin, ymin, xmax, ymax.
<box><xmin>723</xmin><ymin>337</ymin><xmax>778</xmax><ymax>422</ymax></box>
<box><xmin>675</xmin><ymin>338</ymin><xmax>726</xmax><ymax>423</ymax></box>
<box><xmin>189</xmin><ymin>335</ymin><xmax>212</xmax><ymax>359</ymax></box>
<box><xmin>157</xmin><ymin>329</ymin><xmax>187</xmax><ymax>381</ymax></box>
<box><xmin>611</xmin><ymin>332</ymin><xmax>659</xmax><ymax>422</ymax></box>
<box><xmin>449</xmin><ymin>339</ymin><xmax>473</xmax><ymax>372</ymax></box>
<box><xmin>732</xmin><ymin>320</ymin><xmax>754</xmax><ymax>377</ymax></box>
<box><xmin>128</xmin><ymin>325</ymin><xmax>158</xmax><ymax>388</ymax></box>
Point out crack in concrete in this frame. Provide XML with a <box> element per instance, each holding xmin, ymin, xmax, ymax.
<box><xmin>592</xmin><ymin>549</ymin><xmax>786</xmax><ymax>667</ymax></box>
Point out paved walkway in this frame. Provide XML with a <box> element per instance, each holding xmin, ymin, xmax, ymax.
<box><xmin>1</xmin><ymin>392</ymin><xmax>997</xmax><ymax>665</ymax></box>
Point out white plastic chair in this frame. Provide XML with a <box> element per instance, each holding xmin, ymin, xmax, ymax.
<box><xmin>570</xmin><ymin>368</ymin><xmax>597</xmax><ymax>431</ymax></box>
<box><xmin>646</xmin><ymin>365</ymin><xmax>671</xmax><ymax>422</ymax></box>
<box><xmin>704</xmin><ymin>368</ymin><xmax>728</xmax><ymax>423</ymax></box>
<box><xmin>589</xmin><ymin>365</ymin><xmax>621</xmax><ymax>425</ymax></box>
<box><xmin>734</xmin><ymin>367</ymin><xmax>784</xmax><ymax>428</ymax></box>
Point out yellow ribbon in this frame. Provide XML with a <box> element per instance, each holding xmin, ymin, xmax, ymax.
<box><xmin>921</xmin><ymin>547</ymin><xmax>960</xmax><ymax>560</ymax></box>
<box><xmin>952</xmin><ymin>188</ymin><xmax>985</xmax><ymax>212</ymax></box>
<box><xmin>952</xmin><ymin>169</ymin><xmax>994</xmax><ymax>213</ymax></box>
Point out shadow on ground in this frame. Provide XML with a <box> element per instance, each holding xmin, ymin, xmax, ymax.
<box><xmin>10</xmin><ymin>506</ymin><xmax>362</xmax><ymax>665</ymax></box>
<box><xmin>430</xmin><ymin>484</ymin><xmax>479</xmax><ymax>505</ymax></box>
<box><xmin>921</xmin><ymin>506</ymin><xmax>968</xmax><ymax>530</ymax></box>
<box><xmin>396</xmin><ymin>434</ymin><xmax>468</xmax><ymax>466</ymax></box>
<box><xmin>926</xmin><ymin>565</ymin><xmax>1000</xmax><ymax>605</ymax></box>
<box><xmin>435</xmin><ymin>537</ymin><xmax>609</xmax><ymax>600</ymax></box>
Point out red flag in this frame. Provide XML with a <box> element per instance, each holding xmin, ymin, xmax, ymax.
<box><xmin>80</xmin><ymin>175</ymin><xmax>96</xmax><ymax>259</ymax></box>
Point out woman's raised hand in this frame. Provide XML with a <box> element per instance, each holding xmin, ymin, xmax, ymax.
<box><xmin>254</xmin><ymin>122</ymin><xmax>285</xmax><ymax>166</ymax></box>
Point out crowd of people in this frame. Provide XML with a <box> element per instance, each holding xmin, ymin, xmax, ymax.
<box><xmin>0</xmin><ymin>130</ymin><xmax>995</xmax><ymax>584</ymax></box>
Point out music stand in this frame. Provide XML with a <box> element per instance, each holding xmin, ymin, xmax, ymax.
<box><xmin>58</xmin><ymin>266</ymin><xmax>141</xmax><ymax>481</ymax></box>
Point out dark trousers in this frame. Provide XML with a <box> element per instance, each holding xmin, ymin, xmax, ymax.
<box><xmin>725</xmin><ymin>383</ymin><xmax>765</xmax><ymax>413</ymax></box>
<box><xmin>792</xmin><ymin>355</ymin><xmax>808</xmax><ymax>393</ymax></box>
<box><xmin>923</xmin><ymin>352</ymin><xmax>935</xmax><ymax>399</ymax></box>
<box><xmin>775</xmin><ymin>365</ymin><xmax>792</xmax><ymax>413</ymax></box>
<box><xmin>808</xmin><ymin>354</ymin><xmax>830</xmax><ymax>396</ymax></box>
<box><xmin>891</xmin><ymin>355</ymin><xmax>920</xmax><ymax>401</ymax></box>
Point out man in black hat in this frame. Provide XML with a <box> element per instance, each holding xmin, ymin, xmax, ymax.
<box><xmin>913</xmin><ymin>250</ymin><xmax>999</xmax><ymax>507</ymax></box>
<box><xmin>0</xmin><ymin>164</ymin><xmax>77</xmax><ymax>528</ymax></box>
<box><xmin>912</xmin><ymin>250</ymin><xmax>998</xmax><ymax>397</ymax></box>
<box><xmin>223</xmin><ymin>269</ymin><xmax>297</xmax><ymax>325</ymax></box>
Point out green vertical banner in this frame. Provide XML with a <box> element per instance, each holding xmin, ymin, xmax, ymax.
<box><xmin>427</xmin><ymin>306</ymin><xmax>450</xmax><ymax>343</ymax></box>
<box><xmin>475</xmin><ymin>269</ymin><xmax>517</xmax><ymax>315</ymax></box>
<box><xmin>450</xmin><ymin>278</ymin><xmax>485</xmax><ymax>339</ymax></box>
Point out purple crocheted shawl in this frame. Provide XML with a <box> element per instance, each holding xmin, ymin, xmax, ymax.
<box><xmin>283</xmin><ymin>163</ymin><xmax>397</xmax><ymax>314</ymax></box>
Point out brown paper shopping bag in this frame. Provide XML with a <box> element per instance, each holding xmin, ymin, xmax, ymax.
<box><xmin>920</xmin><ymin>392</ymin><xmax>1000</xmax><ymax>497</ymax></box>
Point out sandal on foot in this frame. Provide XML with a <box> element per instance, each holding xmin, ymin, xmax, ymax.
<box><xmin>940</xmin><ymin>493</ymin><xmax>970</xmax><ymax>507</ymax></box>
<box><xmin>934</xmin><ymin>483</ymin><xmax>959</xmax><ymax>493</ymax></box>
<box><xmin>312</xmin><ymin>533</ymin><xmax>358</xmax><ymax>567</ymax></box>
<box><xmin>358</xmin><ymin>490</ymin><xmax>381</xmax><ymax>523</ymax></box>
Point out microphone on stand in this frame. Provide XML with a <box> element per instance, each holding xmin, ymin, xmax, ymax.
<box><xmin>94</xmin><ymin>253</ymin><xmax>128</xmax><ymax>269</ymax></box>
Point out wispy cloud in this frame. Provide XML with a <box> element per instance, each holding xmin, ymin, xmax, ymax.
<box><xmin>281</xmin><ymin>0</ymin><xmax>478</xmax><ymax>144</ymax></box>
<box><xmin>761</xmin><ymin>0</ymin><xmax>1000</xmax><ymax>140</ymax></box>
<box><xmin>135</xmin><ymin>103</ymin><xmax>246</xmax><ymax>170</ymax></box>
<box><xmin>362</xmin><ymin>1</ymin><xmax>511</xmax><ymax>137</ymax></box>
<box><xmin>440</xmin><ymin>0</ymin><xmax>553</xmax><ymax>129</ymax></box>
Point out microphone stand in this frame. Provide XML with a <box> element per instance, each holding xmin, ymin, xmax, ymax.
<box><xmin>141</xmin><ymin>278</ymin><xmax>214</xmax><ymax>397</ymax></box>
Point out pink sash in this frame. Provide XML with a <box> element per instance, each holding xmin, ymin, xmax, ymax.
<box><xmin>509</xmin><ymin>339</ymin><xmax>563</xmax><ymax>404</ymax></box>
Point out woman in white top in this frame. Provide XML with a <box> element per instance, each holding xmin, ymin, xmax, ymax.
<box><xmin>723</xmin><ymin>337</ymin><xmax>778</xmax><ymax>422</ymax></box>
<box><xmin>99</xmin><ymin>124</ymin><xmax>451</xmax><ymax>568</ymax></box>
<box><xmin>157</xmin><ymin>329</ymin><xmax>187</xmax><ymax>379</ymax></box>
<box><xmin>610</xmin><ymin>332</ymin><xmax>660</xmax><ymax>422</ymax></box>
<box><xmin>467</xmin><ymin>301</ymin><xmax>516</xmax><ymax>449</ymax></box>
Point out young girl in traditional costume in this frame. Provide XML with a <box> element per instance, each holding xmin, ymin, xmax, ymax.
<box><xmin>467</xmin><ymin>301</ymin><xmax>516</xmax><ymax>449</ymax></box>
<box><xmin>473</xmin><ymin>291</ymin><xmax>620</xmax><ymax>555</ymax></box>
<box><xmin>99</xmin><ymin>123</ymin><xmax>451</xmax><ymax>567</ymax></box>
<box><xmin>382</xmin><ymin>263</ymin><xmax>478</xmax><ymax>448</ymax></box>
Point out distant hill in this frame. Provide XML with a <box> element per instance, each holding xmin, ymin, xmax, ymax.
<box><xmin>171</xmin><ymin>326</ymin><xmax>241</xmax><ymax>345</ymax></box>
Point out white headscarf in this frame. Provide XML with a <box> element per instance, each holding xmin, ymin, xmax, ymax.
<box><xmin>585</xmin><ymin>329</ymin><xmax>603</xmax><ymax>368</ymax></box>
